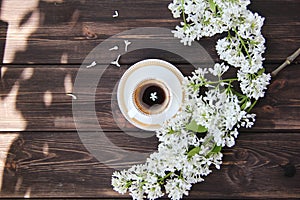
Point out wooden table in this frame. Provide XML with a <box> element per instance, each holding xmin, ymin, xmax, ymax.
<box><xmin>0</xmin><ymin>0</ymin><xmax>299</xmax><ymax>198</ymax></box>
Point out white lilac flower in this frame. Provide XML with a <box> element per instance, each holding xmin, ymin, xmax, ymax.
<box><xmin>170</xmin><ymin>0</ymin><xmax>270</xmax><ymax>102</ymax></box>
<box><xmin>238</xmin><ymin>69</ymin><xmax>271</xmax><ymax>100</ymax></box>
<box><xmin>112</xmin><ymin>1</ymin><xmax>269</xmax><ymax>199</ymax></box>
<box><xmin>143</xmin><ymin>182</ymin><xmax>164</xmax><ymax>200</ymax></box>
<box><xmin>237</xmin><ymin>11</ymin><xmax>265</xmax><ymax>39</ymax></box>
<box><xmin>168</xmin><ymin>0</ymin><xmax>182</xmax><ymax>18</ymax></box>
<box><xmin>209</xmin><ymin>63</ymin><xmax>229</xmax><ymax>77</ymax></box>
<box><xmin>112</xmin><ymin>170</ymin><xmax>130</xmax><ymax>194</ymax></box>
<box><xmin>112</xmin><ymin>64</ymin><xmax>262</xmax><ymax>199</ymax></box>
<box><xmin>165</xmin><ymin>178</ymin><xmax>191</xmax><ymax>200</ymax></box>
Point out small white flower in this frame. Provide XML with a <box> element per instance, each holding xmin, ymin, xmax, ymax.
<box><xmin>209</xmin><ymin>63</ymin><xmax>229</xmax><ymax>77</ymax></box>
<box><xmin>111</xmin><ymin>170</ymin><xmax>129</xmax><ymax>194</ymax></box>
<box><xmin>150</xmin><ymin>92</ymin><xmax>158</xmax><ymax>101</ymax></box>
<box><xmin>165</xmin><ymin>178</ymin><xmax>191</xmax><ymax>200</ymax></box>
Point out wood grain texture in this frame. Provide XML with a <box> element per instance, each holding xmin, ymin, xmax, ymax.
<box><xmin>0</xmin><ymin>131</ymin><xmax>299</xmax><ymax>198</ymax></box>
<box><xmin>0</xmin><ymin>0</ymin><xmax>299</xmax><ymax>199</ymax></box>
<box><xmin>0</xmin><ymin>0</ymin><xmax>299</xmax><ymax>64</ymax></box>
<box><xmin>1</xmin><ymin>64</ymin><xmax>299</xmax><ymax>132</ymax></box>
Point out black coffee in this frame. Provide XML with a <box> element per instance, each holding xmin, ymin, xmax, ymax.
<box><xmin>134</xmin><ymin>80</ymin><xmax>169</xmax><ymax>115</ymax></box>
<box><xmin>142</xmin><ymin>84</ymin><xmax>166</xmax><ymax>106</ymax></box>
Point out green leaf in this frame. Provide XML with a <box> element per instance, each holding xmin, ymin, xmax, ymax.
<box><xmin>186</xmin><ymin>120</ymin><xmax>208</xmax><ymax>133</ymax></box>
<box><xmin>257</xmin><ymin>68</ymin><xmax>265</xmax><ymax>75</ymax></box>
<box><xmin>125</xmin><ymin>181</ymin><xmax>132</xmax><ymax>188</ymax></box>
<box><xmin>188</xmin><ymin>146</ymin><xmax>200</xmax><ymax>158</ymax></box>
<box><xmin>241</xmin><ymin>99</ymin><xmax>249</xmax><ymax>110</ymax></box>
<box><xmin>206</xmin><ymin>144</ymin><xmax>222</xmax><ymax>157</ymax></box>
<box><xmin>209</xmin><ymin>0</ymin><xmax>216</xmax><ymax>13</ymax></box>
<box><xmin>167</xmin><ymin>128</ymin><xmax>175</xmax><ymax>134</ymax></box>
<box><xmin>247</xmin><ymin>99</ymin><xmax>257</xmax><ymax>112</ymax></box>
<box><xmin>211</xmin><ymin>145</ymin><xmax>222</xmax><ymax>153</ymax></box>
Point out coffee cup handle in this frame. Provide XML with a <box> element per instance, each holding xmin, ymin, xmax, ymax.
<box><xmin>128</xmin><ymin>108</ymin><xmax>138</xmax><ymax>118</ymax></box>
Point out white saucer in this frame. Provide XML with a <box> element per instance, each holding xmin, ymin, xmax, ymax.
<box><xmin>117</xmin><ymin>59</ymin><xmax>184</xmax><ymax>131</ymax></box>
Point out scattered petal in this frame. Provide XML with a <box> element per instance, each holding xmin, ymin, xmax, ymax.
<box><xmin>111</xmin><ymin>55</ymin><xmax>121</xmax><ymax>67</ymax></box>
<box><xmin>66</xmin><ymin>93</ymin><xmax>77</xmax><ymax>100</ymax></box>
<box><xmin>86</xmin><ymin>61</ymin><xmax>97</xmax><ymax>68</ymax></box>
<box><xmin>109</xmin><ymin>46</ymin><xmax>119</xmax><ymax>51</ymax></box>
<box><xmin>124</xmin><ymin>40</ymin><xmax>131</xmax><ymax>52</ymax></box>
<box><xmin>112</xmin><ymin>10</ymin><xmax>119</xmax><ymax>18</ymax></box>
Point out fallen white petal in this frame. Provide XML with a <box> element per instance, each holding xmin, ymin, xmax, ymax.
<box><xmin>112</xmin><ymin>10</ymin><xmax>119</xmax><ymax>18</ymax></box>
<box><xmin>109</xmin><ymin>46</ymin><xmax>119</xmax><ymax>51</ymax></box>
<box><xmin>111</xmin><ymin>55</ymin><xmax>121</xmax><ymax>67</ymax></box>
<box><xmin>66</xmin><ymin>93</ymin><xmax>77</xmax><ymax>100</ymax></box>
<box><xmin>124</xmin><ymin>40</ymin><xmax>131</xmax><ymax>52</ymax></box>
<box><xmin>86</xmin><ymin>61</ymin><xmax>97</xmax><ymax>68</ymax></box>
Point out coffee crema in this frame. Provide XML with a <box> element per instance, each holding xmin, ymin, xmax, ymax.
<box><xmin>133</xmin><ymin>79</ymin><xmax>170</xmax><ymax>115</ymax></box>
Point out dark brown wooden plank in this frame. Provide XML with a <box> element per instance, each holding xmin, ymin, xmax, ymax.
<box><xmin>253</xmin><ymin>64</ymin><xmax>300</xmax><ymax>130</ymax></box>
<box><xmin>6</xmin><ymin>28</ymin><xmax>299</xmax><ymax>65</ymax></box>
<box><xmin>0</xmin><ymin>131</ymin><xmax>299</xmax><ymax>198</ymax></box>
<box><xmin>0</xmin><ymin>0</ymin><xmax>299</xmax><ymax>64</ymax></box>
<box><xmin>1</xmin><ymin>63</ymin><xmax>299</xmax><ymax>132</ymax></box>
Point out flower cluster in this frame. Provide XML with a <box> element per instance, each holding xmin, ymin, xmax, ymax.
<box><xmin>112</xmin><ymin>64</ymin><xmax>256</xmax><ymax>200</ymax></box>
<box><xmin>169</xmin><ymin>0</ymin><xmax>251</xmax><ymax>45</ymax></box>
<box><xmin>112</xmin><ymin>0</ymin><xmax>271</xmax><ymax>199</ymax></box>
<box><xmin>169</xmin><ymin>0</ymin><xmax>271</xmax><ymax>99</ymax></box>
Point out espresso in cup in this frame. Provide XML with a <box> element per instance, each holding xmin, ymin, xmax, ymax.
<box><xmin>133</xmin><ymin>79</ymin><xmax>170</xmax><ymax>115</ymax></box>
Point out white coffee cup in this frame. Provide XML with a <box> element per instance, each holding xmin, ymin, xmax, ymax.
<box><xmin>117</xmin><ymin>59</ymin><xmax>184</xmax><ymax>131</ymax></box>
